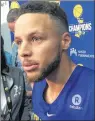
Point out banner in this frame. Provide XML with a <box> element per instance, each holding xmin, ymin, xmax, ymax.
<box><xmin>60</xmin><ymin>0</ymin><xmax>94</xmax><ymax>70</ymax></box>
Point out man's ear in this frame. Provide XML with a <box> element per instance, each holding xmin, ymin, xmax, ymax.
<box><xmin>61</xmin><ymin>32</ymin><xmax>71</xmax><ymax>50</ymax></box>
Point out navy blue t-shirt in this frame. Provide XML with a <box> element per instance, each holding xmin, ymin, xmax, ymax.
<box><xmin>32</xmin><ymin>66</ymin><xmax>94</xmax><ymax>120</ymax></box>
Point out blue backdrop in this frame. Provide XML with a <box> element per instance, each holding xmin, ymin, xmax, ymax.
<box><xmin>60</xmin><ymin>1</ymin><xmax>94</xmax><ymax>70</ymax></box>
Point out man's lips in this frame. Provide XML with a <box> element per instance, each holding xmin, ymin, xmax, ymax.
<box><xmin>23</xmin><ymin>63</ymin><xmax>39</xmax><ymax>71</ymax></box>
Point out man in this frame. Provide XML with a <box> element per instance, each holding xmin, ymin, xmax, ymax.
<box><xmin>7</xmin><ymin>8</ymin><xmax>32</xmax><ymax>97</ymax></box>
<box><xmin>15</xmin><ymin>1</ymin><xmax>94</xmax><ymax>120</ymax></box>
<box><xmin>7</xmin><ymin>8</ymin><xmax>21</xmax><ymax>67</ymax></box>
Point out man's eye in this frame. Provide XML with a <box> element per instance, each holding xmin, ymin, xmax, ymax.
<box><xmin>16</xmin><ymin>40</ymin><xmax>22</xmax><ymax>45</ymax></box>
<box><xmin>32</xmin><ymin>37</ymin><xmax>41</xmax><ymax>41</ymax></box>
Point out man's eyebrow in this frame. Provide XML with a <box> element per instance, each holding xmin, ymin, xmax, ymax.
<box><xmin>28</xmin><ymin>30</ymin><xmax>44</xmax><ymax>36</ymax></box>
<box><xmin>15</xmin><ymin>30</ymin><xmax>44</xmax><ymax>39</ymax></box>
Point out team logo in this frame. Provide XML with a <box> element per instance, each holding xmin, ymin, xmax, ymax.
<box><xmin>70</xmin><ymin>94</ymin><xmax>83</xmax><ymax>110</ymax></box>
<box><xmin>70</xmin><ymin>48</ymin><xmax>77</xmax><ymax>56</ymax></box>
<box><xmin>69</xmin><ymin>4</ymin><xmax>92</xmax><ymax>38</ymax></box>
<box><xmin>10</xmin><ymin>1</ymin><xmax>20</xmax><ymax>9</ymax></box>
<box><xmin>70</xmin><ymin>48</ymin><xmax>94</xmax><ymax>58</ymax></box>
<box><xmin>72</xmin><ymin>94</ymin><xmax>82</xmax><ymax>106</ymax></box>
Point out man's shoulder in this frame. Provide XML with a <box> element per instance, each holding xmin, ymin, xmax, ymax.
<box><xmin>76</xmin><ymin>66</ymin><xmax>94</xmax><ymax>89</ymax></box>
<box><xmin>79</xmin><ymin>66</ymin><xmax>94</xmax><ymax>78</ymax></box>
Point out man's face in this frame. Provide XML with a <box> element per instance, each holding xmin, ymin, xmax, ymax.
<box><xmin>8</xmin><ymin>22</ymin><xmax>15</xmax><ymax>32</ymax></box>
<box><xmin>15</xmin><ymin>13</ymin><xmax>63</xmax><ymax>82</ymax></box>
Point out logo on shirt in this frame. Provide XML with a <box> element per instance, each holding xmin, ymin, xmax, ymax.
<box><xmin>70</xmin><ymin>94</ymin><xmax>83</xmax><ymax>110</ymax></box>
<box><xmin>14</xmin><ymin>85</ymin><xmax>21</xmax><ymax>97</ymax></box>
<box><xmin>47</xmin><ymin>112</ymin><xmax>56</xmax><ymax>117</ymax></box>
<box><xmin>72</xmin><ymin>94</ymin><xmax>82</xmax><ymax>105</ymax></box>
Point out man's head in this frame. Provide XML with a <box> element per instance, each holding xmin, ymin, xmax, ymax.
<box><xmin>15</xmin><ymin>1</ymin><xmax>71</xmax><ymax>82</ymax></box>
<box><xmin>7</xmin><ymin>8</ymin><xmax>19</xmax><ymax>32</ymax></box>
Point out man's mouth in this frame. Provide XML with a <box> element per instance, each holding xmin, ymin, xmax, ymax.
<box><xmin>23</xmin><ymin>63</ymin><xmax>39</xmax><ymax>72</ymax></box>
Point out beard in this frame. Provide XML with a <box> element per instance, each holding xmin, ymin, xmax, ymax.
<box><xmin>26</xmin><ymin>50</ymin><xmax>61</xmax><ymax>83</ymax></box>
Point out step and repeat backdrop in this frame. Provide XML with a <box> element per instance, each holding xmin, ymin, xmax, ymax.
<box><xmin>1</xmin><ymin>0</ymin><xmax>94</xmax><ymax>70</ymax></box>
<box><xmin>60</xmin><ymin>0</ymin><xmax>94</xmax><ymax>70</ymax></box>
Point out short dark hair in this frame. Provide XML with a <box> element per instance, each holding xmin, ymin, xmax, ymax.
<box><xmin>7</xmin><ymin>8</ymin><xmax>19</xmax><ymax>22</ymax></box>
<box><xmin>17</xmin><ymin>1</ymin><xmax>68</xmax><ymax>33</ymax></box>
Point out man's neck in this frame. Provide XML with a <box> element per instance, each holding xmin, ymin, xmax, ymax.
<box><xmin>44</xmin><ymin>54</ymin><xmax>76</xmax><ymax>104</ymax></box>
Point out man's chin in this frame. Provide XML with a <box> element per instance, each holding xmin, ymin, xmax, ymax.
<box><xmin>26</xmin><ymin>71</ymin><xmax>43</xmax><ymax>83</ymax></box>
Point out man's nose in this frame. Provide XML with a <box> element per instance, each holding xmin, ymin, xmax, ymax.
<box><xmin>19</xmin><ymin>42</ymin><xmax>32</xmax><ymax>57</ymax></box>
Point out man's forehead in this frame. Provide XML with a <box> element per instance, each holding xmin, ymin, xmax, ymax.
<box><xmin>15</xmin><ymin>13</ymin><xmax>57</xmax><ymax>36</ymax></box>
<box><xmin>16</xmin><ymin>13</ymin><xmax>53</xmax><ymax>26</ymax></box>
